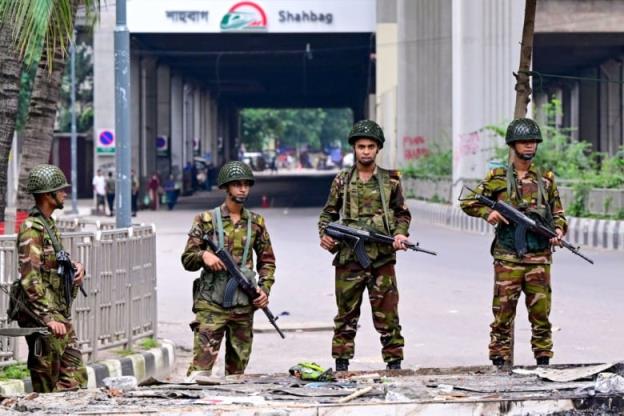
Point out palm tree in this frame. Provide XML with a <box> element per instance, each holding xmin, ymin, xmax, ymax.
<box><xmin>0</xmin><ymin>19</ymin><xmax>24</xmax><ymax>223</ymax></box>
<box><xmin>0</xmin><ymin>0</ymin><xmax>98</xmax><ymax>218</ymax></box>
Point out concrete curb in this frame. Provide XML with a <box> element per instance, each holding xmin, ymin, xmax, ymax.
<box><xmin>0</xmin><ymin>339</ymin><xmax>176</xmax><ymax>395</ymax></box>
<box><xmin>408</xmin><ymin>199</ymin><xmax>624</xmax><ymax>251</ymax></box>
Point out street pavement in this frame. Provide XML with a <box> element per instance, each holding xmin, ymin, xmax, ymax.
<box><xmin>129</xmin><ymin>191</ymin><xmax>624</xmax><ymax>378</ymax></box>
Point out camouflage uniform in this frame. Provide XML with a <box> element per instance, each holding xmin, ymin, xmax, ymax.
<box><xmin>17</xmin><ymin>208</ymin><xmax>87</xmax><ymax>392</ymax></box>
<box><xmin>181</xmin><ymin>204</ymin><xmax>276</xmax><ymax>375</ymax></box>
<box><xmin>460</xmin><ymin>163</ymin><xmax>567</xmax><ymax>361</ymax></box>
<box><xmin>318</xmin><ymin>165</ymin><xmax>411</xmax><ymax>363</ymax></box>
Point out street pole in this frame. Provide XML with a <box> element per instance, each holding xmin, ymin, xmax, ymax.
<box><xmin>70</xmin><ymin>30</ymin><xmax>78</xmax><ymax>214</ymax></box>
<box><xmin>115</xmin><ymin>0</ymin><xmax>132</xmax><ymax>227</ymax></box>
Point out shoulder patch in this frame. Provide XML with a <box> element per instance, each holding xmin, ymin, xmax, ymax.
<box><xmin>388</xmin><ymin>169</ymin><xmax>401</xmax><ymax>179</ymax></box>
<box><xmin>23</xmin><ymin>218</ymin><xmax>44</xmax><ymax>231</ymax></box>
<box><xmin>489</xmin><ymin>167</ymin><xmax>507</xmax><ymax>177</ymax></box>
<box><xmin>200</xmin><ymin>211</ymin><xmax>213</xmax><ymax>223</ymax></box>
<box><xmin>543</xmin><ymin>170</ymin><xmax>555</xmax><ymax>180</ymax></box>
<box><xmin>249</xmin><ymin>212</ymin><xmax>265</xmax><ymax>226</ymax></box>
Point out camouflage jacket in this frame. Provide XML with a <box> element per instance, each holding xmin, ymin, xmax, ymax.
<box><xmin>181</xmin><ymin>204</ymin><xmax>276</xmax><ymax>309</ymax></box>
<box><xmin>318</xmin><ymin>166</ymin><xmax>412</xmax><ymax>268</ymax></box>
<box><xmin>17</xmin><ymin>207</ymin><xmax>77</xmax><ymax>324</ymax></box>
<box><xmin>460</xmin><ymin>163</ymin><xmax>567</xmax><ymax>264</ymax></box>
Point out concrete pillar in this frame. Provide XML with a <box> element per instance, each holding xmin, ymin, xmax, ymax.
<box><xmin>193</xmin><ymin>88</ymin><xmax>201</xmax><ymax>158</ymax></box>
<box><xmin>93</xmin><ymin>4</ymin><xmax>116</xmax><ymax>173</ymax></box>
<box><xmin>376</xmin><ymin>0</ymin><xmax>398</xmax><ymax>167</ymax></box>
<box><xmin>156</xmin><ymin>64</ymin><xmax>171</xmax><ymax>173</ymax></box>
<box><xmin>170</xmin><ymin>75</ymin><xmax>183</xmax><ymax>175</ymax></box>
<box><xmin>451</xmin><ymin>0</ymin><xmax>524</xmax><ymax>203</ymax></box>
<box><xmin>131</xmin><ymin>52</ymin><xmax>141</xmax><ymax>175</ymax></box>
<box><xmin>397</xmin><ymin>0</ymin><xmax>452</xmax><ymax>169</ymax></box>
<box><xmin>183</xmin><ymin>83</ymin><xmax>194</xmax><ymax>166</ymax></box>
<box><xmin>141</xmin><ymin>57</ymin><xmax>158</xmax><ymax>179</ymax></box>
<box><xmin>211</xmin><ymin>98</ymin><xmax>219</xmax><ymax>165</ymax></box>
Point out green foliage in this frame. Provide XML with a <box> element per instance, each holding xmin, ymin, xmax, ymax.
<box><xmin>486</xmin><ymin>99</ymin><xmax>624</xmax><ymax>189</ymax></box>
<box><xmin>114</xmin><ymin>348</ymin><xmax>135</xmax><ymax>357</ymax></box>
<box><xmin>0</xmin><ymin>0</ymin><xmax>100</xmax><ymax>68</ymax></box>
<box><xmin>401</xmin><ymin>147</ymin><xmax>452</xmax><ymax>178</ymax></box>
<box><xmin>0</xmin><ymin>364</ymin><xmax>29</xmax><ymax>380</ymax></box>
<box><xmin>240</xmin><ymin>108</ymin><xmax>352</xmax><ymax>151</ymax></box>
<box><xmin>57</xmin><ymin>37</ymin><xmax>94</xmax><ymax>133</ymax></box>
<box><xmin>138</xmin><ymin>337</ymin><xmax>160</xmax><ymax>350</ymax></box>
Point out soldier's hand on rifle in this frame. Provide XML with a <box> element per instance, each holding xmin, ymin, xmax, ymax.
<box><xmin>550</xmin><ymin>228</ymin><xmax>564</xmax><ymax>247</ymax></box>
<box><xmin>202</xmin><ymin>250</ymin><xmax>226</xmax><ymax>272</ymax></box>
<box><xmin>47</xmin><ymin>321</ymin><xmax>67</xmax><ymax>337</ymax></box>
<box><xmin>487</xmin><ymin>210</ymin><xmax>509</xmax><ymax>226</ymax></box>
<box><xmin>320</xmin><ymin>234</ymin><xmax>337</xmax><ymax>251</ymax></box>
<box><xmin>253</xmin><ymin>288</ymin><xmax>269</xmax><ymax>308</ymax></box>
<box><xmin>393</xmin><ymin>234</ymin><xmax>409</xmax><ymax>251</ymax></box>
<box><xmin>73</xmin><ymin>261</ymin><xmax>85</xmax><ymax>286</ymax></box>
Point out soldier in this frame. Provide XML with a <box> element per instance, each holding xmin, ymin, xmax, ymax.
<box><xmin>318</xmin><ymin>120</ymin><xmax>411</xmax><ymax>372</ymax></box>
<box><xmin>17</xmin><ymin>164</ymin><xmax>87</xmax><ymax>392</ymax></box>
<box><xmin>460</xmin><ymin>118</ymin><xmax>567</xmax><ymax>367</ymax></box>
<box><xmin>181</xmin><ymin>161</ymin><xmax>276</xmax><ymax>377</ymax></box>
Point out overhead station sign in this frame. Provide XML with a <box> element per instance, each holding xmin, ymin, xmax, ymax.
<box><xmin>127</xmin><ymin>0</ymin><xmax>375</xmax><ymax>33</ymax></box>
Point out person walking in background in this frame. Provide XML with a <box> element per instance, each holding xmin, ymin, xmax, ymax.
<box><xmin>148</xmin><ymin>172</ymin><xmax>161</xmax><ymax>210</ymax></box>
<box><xmin>164</xmin><ymin>174</ymin><xmax>180</xmax><ymax>210</ymax></box>
<box><xmin>92</xmin><ymin>169</ymin><xmax>106</xmax><ymax>215</ymax></box>
<box><xmin>105</xmin><ymin>171</ymin><xmax>116</xmax><ymax>217</ymax></box>
<box><xmin>131</xmin><ymin>169</ymin><xmax>139</xmax><ymax>217</ymax></box>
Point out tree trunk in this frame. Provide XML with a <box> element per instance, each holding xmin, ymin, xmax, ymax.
<box><xmin>513</xmin><ymin>0</ymin><xmax>537</xmax><ymax>119</ymax></box>
<box><xmin>0</xmin><ymin>21</ymin><xmax>23</xmax><ymax>223</ymax></box>
<box><xmin>16</xmin><ymin>0</ymin><xmax>79</xmax><ymax>211</ymax></box>
<box><xmin>15</xmin><ymin>45</ymin><xmax>68</xmax><ymax>210</ymax></box>
<box><xmin>508</xmin><ymin>0</ymin><xmax>538</xmax><ymax>368</ymax></box>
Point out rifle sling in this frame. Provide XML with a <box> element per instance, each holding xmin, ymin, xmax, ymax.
<box><xmin>211</xmin><ymin>207</ymin><xmax>253</xmax><ymax>307</ymax></box>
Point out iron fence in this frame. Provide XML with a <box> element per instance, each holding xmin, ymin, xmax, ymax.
<box><xmin>0</xmin><ymin>223</ymin><xmax>157</xmax><ymax>365</ymax></box>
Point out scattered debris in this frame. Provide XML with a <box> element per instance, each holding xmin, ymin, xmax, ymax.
<box><xmin>103</xmin><ymin>376</ymin><xmax>138</xmax><ymax>392</ymax></box>
<box><xmin>512</xmin><ymin>362</ymin><xmax>618</xmax><ymax>382</ymax></box>
<box><xmin>336</xmin><ymin>386</ymin><xmax>373</xmax><ymax>403</ymax></box>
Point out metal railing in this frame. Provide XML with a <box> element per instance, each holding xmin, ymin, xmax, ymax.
<box><xmin>0</xmin><ymin>224</ymin><xmax>157</xmax><ymax>366</ymax></box>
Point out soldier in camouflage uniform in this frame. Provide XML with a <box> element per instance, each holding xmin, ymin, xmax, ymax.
<box><xmin>460</xmin><ymin>118</ymin><xmax>567</xmax><ymax>367</ymax></box>
<box><xmin>17</xmin><ymin>164</ymin><xmax>87</xmax><ymax>392</ymax></box>
<box><xmin>318</xmin><ymin>120</ymin><xmax>411</xmax><ymax>372</ymax></box>
<box><xmin>181</xmin><ymin>161</ymin><xmax>276</xmax><ymax>377</ymax></box>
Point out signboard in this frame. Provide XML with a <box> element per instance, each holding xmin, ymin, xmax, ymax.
<box><xmin>96</xmin><ymin>129</ymin><xmax>115</xmax><ymax>154</ymax></box>
<box><xmin>127</xmin><ymin>0</ymin><xmax>375</xmax><ymax>33</ymax></box>
<box><xmin>156</xmin><ymin>135</ymin><xmax>169</xmax><ymax>157</ymax></box>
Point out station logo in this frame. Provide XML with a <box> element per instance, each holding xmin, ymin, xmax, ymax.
<box><xmin>220</xmin><ymin>1</ymin><xmax>267</xmax><ymax>31</ymax></box>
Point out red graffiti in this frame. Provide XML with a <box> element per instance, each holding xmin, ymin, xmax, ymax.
<box><xmin>403</xmin><ymin>136</ymin><xmax>429</xmax><ymax>160</ymax></box>
<box><xmin>454</xmin><ymin>131</ymin><xmax>481</xmax><ymax>163</ymax></box>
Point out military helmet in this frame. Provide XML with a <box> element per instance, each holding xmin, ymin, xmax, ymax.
<box><xmin>26</xmin><ymin>164</ymin><xmax>70</xmax><ymax>194</ymax></box>
<box><xmin>217</xmin><ymin>161</ymin><xmax>255</xmax><ymax>188</ymax></box>
<box><xmin>505</xmin><ymin>118</ymin><xmax>543</xmax><ymax>145</ymax></box>
<box><xmin>348</xmin><ymin>120</ymin><xmax>385</xmax><ymax>149</ymax></box>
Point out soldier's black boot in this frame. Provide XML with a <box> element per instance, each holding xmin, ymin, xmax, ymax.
<box><xmin>536</xmin><ymin>357</ymin><xmax>550</xmax><ymax>366</ymax></box>
<box><xmin>491</xmin><ymin>357</ymin><xmax>505</xmax><ymax>368</ymax></box>
<box><xmin>335</xmin><ymin>358</ymin><xmax>349</xmax><ymax>372</ymax></box>
<box><xmin>386</xmin><ymin>360</ymin><xmax>402</xmax><ymax>370</ymax></box>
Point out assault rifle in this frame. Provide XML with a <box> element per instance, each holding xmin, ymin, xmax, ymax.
<box><xmin>324</xmin><ymin>222</ymin><xmax>437</xmax><ymax>269</ymax></box>
<box><xmin>0</xmin><ymin>283</ymin><xmax>50</xmax><ymax>337</ymax></box>
<box><xmin>56</xmin><ymin>250</ymin><xmax>88</xmax><ymax>305</ymax></box>
<box><xmin>461</xmin><ymin>186</ymin><xmax>594</xmax><ymax>264</ymax></box>
<box><xmin>202</xmin><ymin>237</ymin><xmax>285</xmax><ymax>339</ymax></box>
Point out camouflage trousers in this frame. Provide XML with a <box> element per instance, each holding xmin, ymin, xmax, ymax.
<box><xmin>490</xmin><ymin>260</ymin><xmax>553</xmax><ymax>361</ymax></box>
<box><xmin>332</xmin><ymin>261</ymin><xmax>404</xmax><ymax>362</ymax></box>
<box><xmin>188</xmin><ymin>301</ymin><xmax>254</xmax><ymax>376</ymax></box>
<box><xmin>25</xmin><ymin>322</ymin><xmax>87</xmax><ymax>393</ymax></box>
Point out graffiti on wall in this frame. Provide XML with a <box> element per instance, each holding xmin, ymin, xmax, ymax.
<box><xmin>403</xmin><ymin>135</ymin><xmax>429</xmax><ymax>160</ymax></box>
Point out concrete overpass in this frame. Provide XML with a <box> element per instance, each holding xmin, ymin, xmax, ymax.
<box><xmin>93</xmin><ymin>0</ymin><xmax>376</xmax><ymax>182</ymax></box>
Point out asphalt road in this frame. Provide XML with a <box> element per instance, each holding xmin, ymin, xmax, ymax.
<box><xmin>136</xmin><ymin>190</ymin><xmax>623</xmax><ymax>378</ymax></box>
